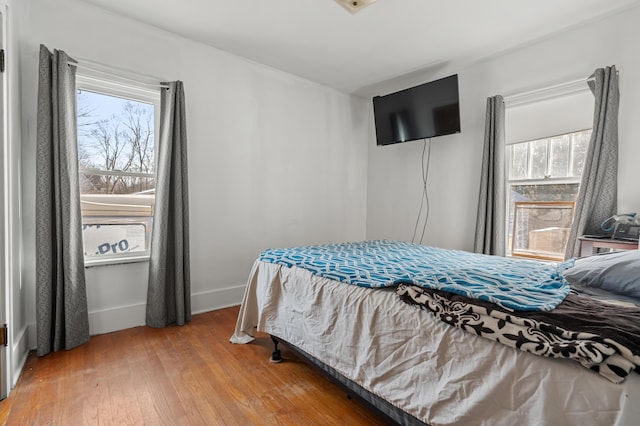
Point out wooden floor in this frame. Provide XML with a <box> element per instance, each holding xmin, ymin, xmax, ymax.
<box><xmin>1</xmin><ymin>306</ymin><xmax>387</xmax><ymax>425</ymax></box>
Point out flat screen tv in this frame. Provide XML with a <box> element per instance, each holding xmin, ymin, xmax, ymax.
<box><xmin>373</xmin><ymin>74</ymin><xmax>460</xmax><ymax>146</ymax></box>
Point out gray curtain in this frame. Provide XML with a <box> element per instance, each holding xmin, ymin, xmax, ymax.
<box><xmin>35</xmin><ymin>45</ymin><xmax>90</xmax><ymax>356</ymax></box>
<box><xmin>474</xmin><ymin>95</ymin><xmax>506</xmax><ymax>256</ymax></box>
<box><xmin>565</xmin><ymin>66</ymin><xmax>619</xmax><ymax>259</ymax></box>
<box><xmin>146</xmin><ymin>81</ymin><xmax>191</xmax><ymax>328</ymax></box>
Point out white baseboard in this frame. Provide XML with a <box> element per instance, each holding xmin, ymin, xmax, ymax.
<box><xmin>87</xmin><ymin>283</ymin><xmax>246</xmax><ymax>335</ymax></box>
<box><xmin>191</xmin><ymin>283</ymin><xmax>246</xmax><ymax>314</ymax></box>
<box><xmin>25</xmin><ymin>304</ymin><xmax>148</xmax><ymax>341</ymax></box>
<box><xmin>25</xmin><ymin>283</ymin><xmax>247</xmax><ymax>349</ymax></box>
<box><xmin>89</xmin><ymin>302</ymin><xmax>147</xmax><ymax>336</ymax></box>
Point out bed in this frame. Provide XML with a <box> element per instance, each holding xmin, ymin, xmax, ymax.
<box><xmin>231</xmin><ymin>240</ymin><xmax>640</xmax><ymax>425</ymax></box>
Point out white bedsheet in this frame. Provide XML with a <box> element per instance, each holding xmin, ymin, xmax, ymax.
<box><xmin>231</xmin><ymin>260</ymin><xmax>640</xmax><ymax>426</ymax></box>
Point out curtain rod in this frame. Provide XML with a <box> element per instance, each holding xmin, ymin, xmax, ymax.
<box><xmin>69</xmin><ymin>60</ymin><xmax>170</xmax><ymax>90</ymax></box>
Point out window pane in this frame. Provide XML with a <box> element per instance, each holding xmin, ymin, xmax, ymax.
<box><xmin>511</xmin><ymin>202</ymin><xmax>575</xmax><ymax>260</ymax></box>
<box><xmin>507</xmin><ymin>183</ymin><xmax>580</xmax><ymax>258</ymax></box>
<box><xmin>78</xmin><ymin>90</ymin><xmax>155</xmax><ymax>176</ymax></box>
<box><xmin>79</xmin><ymin>172</ymin><xmax>155</xmax><ymax>195</ymax></box>
<box><xmin>506</xmin><ymin>129</ymin><xmax>591</xmax><ymax>260</ymax></box>
<box><xmin>510</xmin><ymin>183</ymin><xmax>580</xmax><ymax>203</ymax></box>
<box><xmin>549</xmin><ymin>135</ymin><xmax>570</xmax><ymax>178</ymax></box>
<box><xmin>509</xmin><ymin>143</ymin><xmax>528</xmax><ymax>180</ymax></box>
<box><xmin>77</xmin><ymin>87</ymin><xmax>157</xmax><ymax>259</ymax></box>
<box><xmin>570</xmin><ymin>129</ymin><xmax>591</xmax><ymax>177</ymax></box>
<box><xmin>529</xmin><ymin>139</ymin><xmax>548</xmax><ymax>179</ymax></box>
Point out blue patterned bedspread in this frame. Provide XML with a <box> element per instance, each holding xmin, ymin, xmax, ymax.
<box><xmin>259</xmin><ymin>240</ymin><xmax>574</xmax><ymax>311</ymax></box>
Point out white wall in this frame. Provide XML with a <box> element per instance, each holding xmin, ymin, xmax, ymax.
<box><xmin>366</xmin><ymin>6</ymin><xmax>640</xmax><ymax>250</ymax></box>
<box><xmin>18</xmin><ymin>0</ymin><xmax>370</xmax><ymax>344</ymax></box>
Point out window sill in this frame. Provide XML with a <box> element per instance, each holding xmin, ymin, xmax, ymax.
<box><xmin>84</xmin><ymin>254</ymin><xmax>150</xmax><ymax>268</ymax></box>
<box><xmin>507</xmin><ymin>253</ymin><xmax>560</xmax><ymax>264</ymax></box>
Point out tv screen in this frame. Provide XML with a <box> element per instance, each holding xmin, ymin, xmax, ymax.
<box><xmin>373</xmin><ymin>74</ymin><xmax>460</xmax><ymax>146</ymax></box>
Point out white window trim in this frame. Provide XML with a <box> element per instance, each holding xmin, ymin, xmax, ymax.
<box><xmin>76</xmin><ymin>74</ymin><xmax>161</xmax><ymax>106</ymax></box>
<box><xmin>76</xmin><ymin>73</ymin><xmax>161</xmax><ymax>267</ymax></box>
<box><xmin>503</xmin><ymin>76</ymin><xmax>591</xmax><ymax>108</ymax></box>
<box><xmin>84</xmin><ymin>253</ymin><xmax>151</xmax><ymax>268</ymax></box>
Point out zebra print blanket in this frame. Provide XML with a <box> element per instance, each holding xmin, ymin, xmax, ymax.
<box><xmin>397</xmin><ymin>284</ymin><xmax>640</xmax><ymax>383</ymax></box>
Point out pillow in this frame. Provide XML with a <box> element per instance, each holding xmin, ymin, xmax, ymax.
<box><xmin>563</xmin><ymin>250</ymin><xmax>640</xmax><ymax>299</ymax></box>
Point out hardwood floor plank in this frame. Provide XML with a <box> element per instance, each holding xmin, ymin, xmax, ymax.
<box><xmin>5</xmin><ymin>306</ymin><xmax>388</xmax><ymax>425</ymax></box>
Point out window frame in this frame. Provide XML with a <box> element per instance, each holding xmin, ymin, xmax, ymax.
<box><xmin>76</xmin><ymin>73</ymin><xmax>161</xmax><ymax>267</ymax></box>
<box><xmin>505</xmin><ymin>129</ymin><xmax>591</xmax><ymax>260</ymax></box>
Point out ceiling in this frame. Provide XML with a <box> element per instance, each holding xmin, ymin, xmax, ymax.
<box><xmin>79</xmin><ymin>0</ymin><xmax>640</xmax><ymax>96</ymax></box>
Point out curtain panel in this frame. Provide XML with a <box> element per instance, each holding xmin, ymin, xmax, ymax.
<box><xmin>146</xmin><ymin>81</ymin><xmax>191</xmax><ymax>328</ymax></box>
<box><xmin>35</xmin><ymin>45</ymin><xmax>90</xmax><ymax>356</ymax></box>
<box><xmin>474</xmin><ymin>95</ymin><xmax>506</xmax><ymax>256</ymax></box>
<box><xmin>565</xmin><ymin>66</ymin><xmax>619</xmax><ymax>259</ymax></box>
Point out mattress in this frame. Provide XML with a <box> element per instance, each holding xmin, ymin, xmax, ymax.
<box><xmin>231</xmin><ymin>260</ymin><xmax>640</xmax><ymax>425</ymax></box>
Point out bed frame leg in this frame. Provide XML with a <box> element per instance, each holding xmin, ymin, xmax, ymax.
<box><xmin>270</xmin><ymin>336</ymin><xmax>282</xmax><ymax>363</ymax></box>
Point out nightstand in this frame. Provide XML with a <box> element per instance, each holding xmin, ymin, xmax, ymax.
<box><xmin>578</xmin><ymin>236</ymin><xmax>638</xmax><ymax>257</ymax></box>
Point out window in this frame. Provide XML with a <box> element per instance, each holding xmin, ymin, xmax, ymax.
<box><xmin>507</xmin><ymin>129</ymin><xmax>591</xmax><ymax>260</ymax></box>
<box><xmin>76</xmin><ymin>75</ymin><xmax>160</xmax><ymax>264</ymax></box>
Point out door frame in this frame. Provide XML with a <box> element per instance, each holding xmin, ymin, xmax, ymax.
<box><xmin>0</xmin><ymin>2</ymin><xmax>10</xmax><ymax>399</ymax></box>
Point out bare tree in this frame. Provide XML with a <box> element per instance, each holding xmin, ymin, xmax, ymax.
<box><xmin>77</xmin><ymin>91</ymin><xmax>101</xmax><ymax>170</ymax></box>
<box><xmin>78</xmin><ymin>97</ymin><xmax>155</xmax><ymax>194</ymax></box>
<box><xmin>90</xmin><ymin>117</ymin><xmax>131</xmax><ymax>193</ymax></box>
<box><xmin>123</xmin><ymin>102</ymin><xmax>154</xmax><ymax>174</ymax></box>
